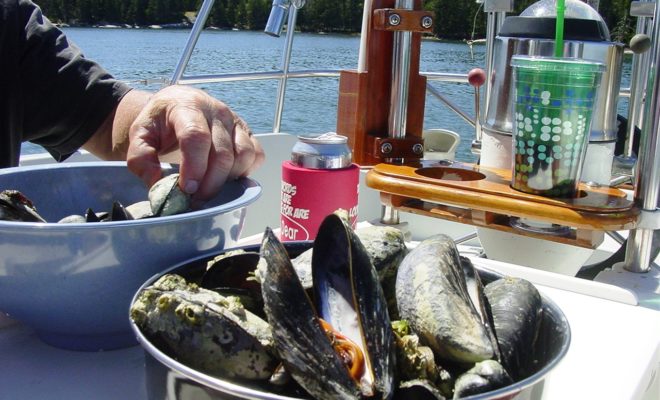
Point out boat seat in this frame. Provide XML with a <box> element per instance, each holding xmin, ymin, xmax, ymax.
<box><xmin>423</xmin><ymin>129</ymin><xmax>460</xmax><ymax>160</ymax></box>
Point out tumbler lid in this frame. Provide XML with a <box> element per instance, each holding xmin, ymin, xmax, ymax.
<box><xmin>291</xmin><ymin>132</ymin><xmax>353</xmax><ymax>169</ymax></box>
<box><xmin>499</xmin><ymin>0</ymin><xmax>610</xmax><ymax>41</ymax></box>
<box><xmin>498</xmin><ymin>17</ymin><xmax>609</xmax><ymax>42</ymax></box>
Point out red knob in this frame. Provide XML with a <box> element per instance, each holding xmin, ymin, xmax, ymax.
<box><xmin>468</xmin><ymin>68</ymin><xmax>486</xmax><ymax>87</ymax></box>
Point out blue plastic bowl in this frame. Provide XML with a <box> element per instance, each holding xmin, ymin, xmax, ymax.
<box><xmin>0</xmin><ymin>162</ymin><xmax>261</xmax><ymax>351</ymax></box>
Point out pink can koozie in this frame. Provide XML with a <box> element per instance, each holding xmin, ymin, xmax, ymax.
<box><xmin>280</xmin><ymin>133</ymin><xmax>359</xmax><ymax>241</ymax></box>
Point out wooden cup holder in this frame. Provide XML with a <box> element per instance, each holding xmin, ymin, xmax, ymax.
<box><xmin>415</xmin><ymin>166</ymin><xmax>486</xmax><ymax>182</ymax></box>
<box><xmin>366</xmin><ymin>161</ymin><xmax>639</xmax><ymax>248</ymax></box>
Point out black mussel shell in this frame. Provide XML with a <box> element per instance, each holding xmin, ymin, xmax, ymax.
<box><xmin>452</xmin><ymin>360</ymin><xmax>513</xmax><ymax>398</ymax></box>
<box><xmin>260</xmin><ymin>226</ymin><xmax>362</xmax><ymax>400</ymax></box>
<box><xmin>110</xmin><ymin>201</ymin><xmax>133</xmax><ymax>221</ymax></box>
<box><xmin>461</xmin><ymin>256</ymin><xmax>501</xmax><ymax>363</ymax></box>
<box><xmin>0</xmin><ymin>190</ymin><xmax>46</xmax><ymax>222</ymax></box>
<box><xmin>484</xmin><ymin>277</ymin><xmax>543</xmax><ymax>381</ymax></box>
<box><xmin>201</xmin><ymin>252</ymin><xmax>263</xmax><ymax>317</ymax></box>
<box><xmin>394</xmin><ymin>379</ymin><xmax>447</xmax><ymax>400</ymax></box>
<box><xmin>202</xmin><ymin>252</ymin><xmax>261</xmax><ymax>291</ymax></box>
<box><xmin>85</xmin><ymin>208</ymin><xmax>102</xmax><ymax>222</ymax></box>
<box><xmin>396</xmin><ymin>235</ymin><xmax>495</xmax><ymax>365</ymax></box>
<box><xmin>312</xmin><ymin>214</ymin><xmax>396</xmax><ymax>399</ymax></box>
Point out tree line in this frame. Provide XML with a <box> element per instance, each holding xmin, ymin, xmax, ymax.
<box><xmin>35</xmin><ymin>0</ymin><xmax>636</xmax><ymax>42</ymax></box>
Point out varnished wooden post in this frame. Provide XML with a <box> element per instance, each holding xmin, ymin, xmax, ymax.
<box><xmin>336</xmin><ymin>0</ymin><xmax>432</xmax><ymax>166</ymax></box>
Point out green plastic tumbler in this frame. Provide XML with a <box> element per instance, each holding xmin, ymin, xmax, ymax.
<box><xmin>510</xmin><ymin>56</ymin><xmax>604</xmax><ymax>198</ymax></box>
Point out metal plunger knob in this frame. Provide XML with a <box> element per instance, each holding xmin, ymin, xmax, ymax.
<box><xmin>468</xmin><ymin>68</ymin><xmax>487</xmax><ymax>157</ymax></box>
<box><xmin>629</xmin><ymin>34</ymin><xmax>652</xmax><ymax>54</ymax></box>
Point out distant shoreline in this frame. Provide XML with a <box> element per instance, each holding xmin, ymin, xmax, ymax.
<box><xmin>55</xmin><ymin>22</ymin><xmax>194</xmax><ymax>30</ymax></box>
<box><xmin>56</xmin><ymin>23</ymin><xmax>483</xmax><ymax>44</ymax></box>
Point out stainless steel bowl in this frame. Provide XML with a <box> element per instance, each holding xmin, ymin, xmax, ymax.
<box><xmin>0</xmin><ymin>162</ymin><xmax>261</xmax><ymax>351</ymax></box>
<box><xmin>130</xmin><ymin>242</ymin><xmax>571</xmax><ymax>400</ymax></box>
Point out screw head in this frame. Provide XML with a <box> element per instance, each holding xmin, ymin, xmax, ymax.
<box><xmin>389</xmin><ymin>13</ymin><xmax>401</xmax><ymax>26</ymax></box>
<box><xmin>412</xmin><ymin>143</ymin><xmax>424</xmax><ymax>155</ymax></box>
<box><xmin>381</xmin><ymin>142</ymin><xmax>393</xmax><ymax>154</ymax></box>
<box><xmin>421</xmin><ymin>16</ymin><xmax>433</xmax><ymax>29</ymax></box>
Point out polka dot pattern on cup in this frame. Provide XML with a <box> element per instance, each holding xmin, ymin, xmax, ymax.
<box><xmin>511</xmin><ymin>82</ymin><xmax>597</xmax><ymax>197</ymax></box>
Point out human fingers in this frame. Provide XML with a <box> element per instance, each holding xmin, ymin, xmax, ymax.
<box><xmin>189</xmin><ymin>106</ymin><xmax>237</xmax><ymax>204</ymax></box>
<box><xmin>126</xmin><ymin>105</ymin><xmax>172</xmax><ymax>188</ymax></box>
<box><xmin>229</xmin><ymin>117</ymin><xmax>265</xmax><ymax>179</ymax></box>
<box><xmin>170</xmin><ymin>105</ymin><xmax>215</xmax><ymax>196</ymax></box>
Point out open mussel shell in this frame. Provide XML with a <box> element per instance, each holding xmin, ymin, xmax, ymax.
<box><xmin>290</xmin><ymin>224</ymin><xmax>407</xmax><ymax>319</ymax></box>
<box><xmin>312</xmin><ymin>214</ymin><xmax>396</xmax><ymax>399</ymax></box>
<box><xmin>290</xmin><ymin>224</ymin><xmax>407</xmax><ymax>290</ymax></box>
<box><xmin>260</xmin><ymin>227</ymin><xmax>361</xmax><ymax>399</ymax></box>
<box><xmin>260</xmin><ymin>214</ymin><xmax>396</xmax><ymax>400</ymax></box>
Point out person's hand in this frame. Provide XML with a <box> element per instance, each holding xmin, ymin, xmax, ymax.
<box><xmin>126</xmin><ymin>85</ymin><xmax>264</xmax><ymax>206</ymax></box>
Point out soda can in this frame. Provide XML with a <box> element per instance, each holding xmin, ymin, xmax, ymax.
<box><xmin>280</xmin><ymin>132</ymin><xmax>359</xmax><ymax>241</ymax></box>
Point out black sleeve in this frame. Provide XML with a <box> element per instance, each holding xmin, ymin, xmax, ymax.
<box><xmin>14</xmin><ymin>0</ymin><xmax>132</xmax><ymax>161</ymax></box>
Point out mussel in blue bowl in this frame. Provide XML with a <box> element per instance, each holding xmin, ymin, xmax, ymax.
<box><xmin>0</xmin><ymin>161</ymin><xmax>261</xmax><ymax>351</ymax></box>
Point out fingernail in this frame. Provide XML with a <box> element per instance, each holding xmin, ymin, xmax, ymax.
<box><xmin>183</xmin><ymin>180</ymin><xmax>199</xmax><ymax>194</ymax></box>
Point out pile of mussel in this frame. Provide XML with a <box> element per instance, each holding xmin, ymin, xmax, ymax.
<box><xmin>0</xmin><ymin>174</ymin><xmax>191</xmax><ymax>223</ymax></box>
<box><xmin>130</xmin><ymin>213</ymin><xmax>547</xmax><ymax>399</ymax></box>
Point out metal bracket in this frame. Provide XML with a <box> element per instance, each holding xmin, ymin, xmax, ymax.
<box><xmin>471</xmin><ymin>139</ymin><xmax>482</xmax><ymax>156</ymax></box>
<box><xmin>374</xmin><ymin>137</ymin><xmax>425</xmax><ymax>159</ymax></box>
<box><xmin>484</xmin><ymin>0</ymin><xmax>514</xmax><ymax>13</ymax></box>
<box><xmin>373</xmin><ymin>9</ymin><xmax>434</xmax><ymax>33</ymax></box>
<box><xmin>611</xmin><ymin>155</ymin><xmax>637</xmax><ymax>184</ymax></box>
<box><xmin>635</xmin><ymin>208</ymin><xmax>660</xmax><ymax>230</ymax></box>
<box><xmin>631</xmin><ymin>1</ymin><xmax>655</xmax><ymax>18</ymax></box>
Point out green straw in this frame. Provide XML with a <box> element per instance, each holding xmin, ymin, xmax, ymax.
<box><xmin>554</xmin><ymin>0</ymin><xmax>566</xmax><ymax>57</ymax></box>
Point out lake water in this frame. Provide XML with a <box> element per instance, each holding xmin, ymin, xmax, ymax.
<box><xmin>23</xmin><ymin>28</ymin><xmax>632</xmax><ymax>162</ymax></box>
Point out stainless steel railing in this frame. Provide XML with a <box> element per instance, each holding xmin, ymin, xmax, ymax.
<box><xmin>168</xmin><ymin>0</ymin><xmax>659</xmax><ymax>273</ymax></box>
<box><xmin>616</xmin><ymin>0</ymin><xmax>660</xmax><ymax>273</ymax></box>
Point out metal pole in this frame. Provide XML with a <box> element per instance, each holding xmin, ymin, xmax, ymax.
<box><xmin>483</xmin><ymin>11</ymin><xmax>497</xmax><ymax>113</ymax></box>
<box><xmin>454</xmin><ymin>231</ymin><xmax>478</xmax><ymax>245</ymax></box>
<box><xmin>483</xmin><ymin>0</ymin><xmax>513</xmax><ymax>123</ymax></box>
<box><xmin>612</xmin><ymin>2</ymin><xmax>654</xmax><ymax>184</ymax></box>
<box><xmin>618</xmin><ymin>0</ymin><xmax>660</xmax><ymax>273</ymax></box>
<box><xmin>272</xmin><ymin>4</ymin><xmax>300</xmax><ymax>133</ymax></box>
<box><xmin>388</xmin><ymin>0</ymin><xmax>414</xmax><ymax>143</ymax></box>
<box><xmin>170</xmin><ymin>0</ymin><xmax>216</xmax><ymax>85</ymax></box>
<box><xmin>381</xmin><ymin>0</ymin><xmax>414</xmax><ymax>225</ymax></box>
<box><xmin>626</xmin><ymin>2</ymin><xmax>655</xmax><ymax>157</ymax></box>
<box><xmin>426</xmin><ymin>83</ymin><xmax>476</xmax><ymax>127</ymax></box>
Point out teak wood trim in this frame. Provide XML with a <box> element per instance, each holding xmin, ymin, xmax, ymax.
<box><xmin>383</xmin><ymin>195</ymin><xmax>606</xmax><ymax>248</ymax></box>
<box><xmin>366</xmin><ymin>162</ymin><xmax>639</xmax><ymax>247</ymax></box>
<box><xmin>336</xmin><ymin>0</ymin><xmax>426</xmax><ymax>166</ymax></box>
